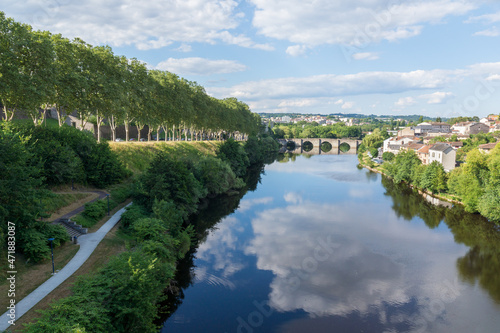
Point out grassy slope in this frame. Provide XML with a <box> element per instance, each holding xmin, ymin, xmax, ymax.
<box><xmin>109</xmin><ymin>141</ymin><xmax>221</xmax><ymax>173</ymax></box>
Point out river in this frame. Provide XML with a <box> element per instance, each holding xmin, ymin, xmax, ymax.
<box><xmin>161</xmin><ymin>154</ymin><xmax>500</xmax><ymax>333</ymax></box>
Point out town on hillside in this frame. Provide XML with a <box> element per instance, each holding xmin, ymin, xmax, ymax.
<box><xmin>380</xmin><ymin>114</ymin><xmax>500</xmax><ymax>171</ymax></box>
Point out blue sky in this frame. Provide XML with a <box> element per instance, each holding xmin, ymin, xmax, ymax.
<box><xmin>3</xmin><ymin>0</ymin><xmax>500</xmax><ymax>117</ymax></box>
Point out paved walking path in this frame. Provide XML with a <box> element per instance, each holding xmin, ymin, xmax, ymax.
<box><xmin>0</xmin><ymin>203</ymin><xmax>132</xmax><ymax>332</ymax></box>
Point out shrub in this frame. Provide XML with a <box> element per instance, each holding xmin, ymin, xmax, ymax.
<box><xmin>120</xmin><ymin>204</ymin><xmax>148</xmax><ymax>230</ymax></box>
<box><xmin>216</xmin><ymin>138</ymin><xmax>250</xmax><ymax>177</ymax></box>
<box><xmin>192</xmin><ymin>156</ymin><xmax>243</xmax><ymax>196</ymax></box>
<box><xmin>135</xmin><ymin>152</ymin><xmax>205</xmax><ymax>215</ymax></box>
<box><xmin>382</xmin><ymin>152</ymin><xmax>395</xmax><ymax>161</ymax></box>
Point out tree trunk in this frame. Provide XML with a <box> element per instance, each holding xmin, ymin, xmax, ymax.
<box><xmin>56</xmin><ymin>106</ymin><xmax>65</xmax><ymax>127</ymax></box>
<box><xmin>147</xmin><ymin>126</ymin><xmax>152</xmax><ymax>141</ymax></box>
<box><xmin>96</xmin><ymin>113</ymin><xmax>103</xmax><ymax>142</ymax></box>
<box><xmin>162</xmin><ymin>126</ymin><xmax>168</xmax><ymax>141</ymax></box>
<box><xmin>156</xmin><ymin>126</ymin><xmax>161</xmax><ymax>142</ymax></box>
<box><xmin>109</xmin><ymin>115</ymin><xmax>117</xmax><ymax>141</ymax></box>
<box><xmin>136</xmin><ymin>123</ymin><xmax>144</xmax><ymax>141</ymax></box>
<box><xmin>3</xmin><ymin>104</ymin><xmax>15</xmax><ymax>121</ymax></box>
<box><xmin>124</xmin><ymin>120</ymin><xmax>130</xmax><ymax>142</ymax></box>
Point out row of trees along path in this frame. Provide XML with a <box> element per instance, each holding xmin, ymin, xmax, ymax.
<box><xmin>1</xmin><ymin>12</ymin><xmax>261</xmax><ymax>142</ymax></box>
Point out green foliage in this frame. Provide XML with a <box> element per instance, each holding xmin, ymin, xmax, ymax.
<box><xmin>120</xmin><ymin>204</ymin><xmax>148</xmax><ymax>229</ymax></box>
<box><xmin>83</xmin><ymin>200</ymin><xmax>107</xmax><ymax>220</ymax></box>
<box><xmin>23</xmin><ymin>296</ymin><xmax>111</xmax><ymax>333</ymax></box>
<box><xmin>6</xmin><ymin>123</ymin><xmax>129</xmax><ymax>187</ymax></box>
<box><xmin>273</xmin><ymin>122</ymin><xmax>361</xmax><ymax>139</ymax></box>
<box><xmin>369</xmin><ymin>147</ymin><xmax>379</xmax><ymax>158</ymax></box>
<box><xmin>382</xmin><ymin>152</ymin><xmax>395</xmax><ymax>161</ymax></box>
<box><xmin>152</xmin><ymin>199</ymin><xmax>184</xmax><ymax>237</ymax></box>
<box><xmin>136</xmin><ymin>152</ymin><xmax>205</xmax><ymax>215</ymax></box>
<box><xmin>244</xmin><ymin>136</ymin><xmax>263</xmax><ymax>164</ymax></box>
<box><xmin>72</xmin><ymin>198</ymin><xmax>118</xmax><ymax>228</ymax></box>
<box><xmin>478</xmin><ymin>186</ymin><xmax>500</xmax><ymax>222</ymax></box>
<box><xmin>362</xmin><ymin>128</ymin><xmax>385</xmax><ymax>149</ymax></box>
<box><xmin>420</xmin><ymin>161</ymin><xmax>447</xmax><ymax>193</ymax></box>
<box><xmin>109</xmin><ymin>182</ymin><xmax>135</xmax><ymax>204</ymax></box>
<box><xmin>191</xmin><ymin>156</ymin><xmax>244</xmax><ymax>196</ymax></box>
<box><xmin>217</xmin><ymin>138</ymin><xmax>250</xmax><ymax>177</ymax></box>
<box><xmin>386</xmin><ymin>150</ymin><xmax>422</xmax><ymax>184</ymax></box>
<box><xmin>18</xmin><ymin>222</ymin><xmax>68</xmax><ymax>262</ymax></box>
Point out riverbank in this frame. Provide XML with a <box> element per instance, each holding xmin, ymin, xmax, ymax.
<box><xmin>358</xmin><ymin>153</ymin><xmax>464</xmax><ymax>208</ymax></box>
<box><xmin>19</xmin><ymin>138</ymin><xmax>278</xmax><ymax>332</ymax></box>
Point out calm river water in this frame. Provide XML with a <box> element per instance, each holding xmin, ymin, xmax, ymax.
<box><xmin>161</xmin><ymin>154</ymin><xmax>500</xmax><ymax>333</ymax></box>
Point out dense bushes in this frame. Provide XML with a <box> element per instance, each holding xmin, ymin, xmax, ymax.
<box><xmin>8</xmin><ymin>123</ymin><xmax>129</xmax><ymax>187</ymax></box>
<box><xmin>135</xmin><ymin>152</ymin><xmax>206</xmax><ymax>217</ymax></box>
<box><xmin>0</xmin><ymin>122</ymin><xmax>129</xmax><ymax>262</ymax></box>
<box><xmin>216</xmin><ymin>138</ymin><xmax>250</xmax><ymax>176</ymax></box>
<box><xmin>448</xmin><ymin>145</ymin><xmax>500</xmax><ymax>221</ymax></box>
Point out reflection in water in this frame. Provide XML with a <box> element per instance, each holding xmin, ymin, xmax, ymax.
<box><xmin>162</xmin><ymin>155</ymin><xmax>500</xmax><ymax>333</ymax></box>
<box><xmin>381</xmin><ymin>176</ymin><xmax>500</xmax><ymax>305</ymax></box>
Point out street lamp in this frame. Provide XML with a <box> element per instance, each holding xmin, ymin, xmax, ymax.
<box><xmin>48</xmin><ymin>238</ymin><xmax>55</xmax><ymax>275</ymax></box>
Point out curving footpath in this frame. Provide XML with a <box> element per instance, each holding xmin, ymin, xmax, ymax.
<box><xmin>0</xmin><ymin>203</ymin><xmax>132</xmax><ymax>332</ymax></box>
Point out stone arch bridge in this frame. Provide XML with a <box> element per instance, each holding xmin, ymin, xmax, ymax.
<box><xmin>278</xmin><ymin>138</ymin><xmax>361</xmax><ymax>155</ymax></box>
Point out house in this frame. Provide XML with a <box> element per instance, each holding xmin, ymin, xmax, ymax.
<box><xmin>451</xmin><ymin>122</ymin><xmax>490</xmax><ymax>135</ymax></box>
<box><xmin>417</xmin><ymin>145</ymin><xmax>431</xmax><ymax>165</ymax></box>
<box><xmin>397</xmin><ymin>127</ymin><xmax>415</xmax><ymax>137</ymax></box>
<box><xmin>414</xmin><ymin>122</ymin><xmax>451</xmax><ymax>135</ymax></box>
<box><xmin>404</xmin><ymin>142</ymin><xmax>425</xmax><ymax>152</ymax></box>
<box><xmin>478</xmin><ymin>142</ymin><xmax>498</xmax><ymax>153</ymax></box>
<box><xmin>383</xmin><ymin>136</ymin><xmax>422</xmax><ymax>154</ymax></box>
<box><xmin>428</xmin><ymin>143</ymin><xmax>456</xmax><ymax>171</ymax></box>
<box><xmin>487</xmin><ymin>114</ymin><xmax>499</xmax><ymax>122</ymax></box>
<box><xmin>448</xmin><ymin>141</ymin><xmax>464</xmax><ymax>150</ymax></box>
<box><xmin>490</xmin><ymin>123</ymin><xmax>500</xmax><ymax>133</ymax></box>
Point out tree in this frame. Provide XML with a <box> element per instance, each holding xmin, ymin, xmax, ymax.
<box><xmin>478</xmin><ymin>187</ymin><xmax>500</xmax><ymax>223</ymax></box>
<box><xmin>389</xmin><ymin>150</ymin><xmax>422</xmax><ymax>184</ymax></box>
<box><xmin>420</xmin><ymin>161</ymin><xmax>447</xmax><ymax>193</ymax></box>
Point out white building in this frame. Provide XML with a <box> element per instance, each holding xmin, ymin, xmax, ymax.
<box><xmin>428</xmin><ymin>143</ymin><xmax>456</xmax><ymax>172</ymax></box>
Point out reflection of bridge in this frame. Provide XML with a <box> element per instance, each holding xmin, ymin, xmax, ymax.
<box><xmin>278</xmin><ymin>138</ymin><xmax>361</xmax><ymax>155</ymax></box>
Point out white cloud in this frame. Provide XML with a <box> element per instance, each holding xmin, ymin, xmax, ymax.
<box><xmin>283</xmin><ymin>192</ymin><xmax>303</xmax><ymax>204</ymax></box>
<box><xmin>245</xmin><ymin>200</ymin><xmax>466</xmax><ymax>324</ymax></box>
<box><xmin>278</xmin><ymin>99</ymin><xmax>318</xmax><ymax>108</ymax></box>
<box><xmin>286</xmin><ymin>45</ymin><xmax>308</xmax><ymax>57</ymax></box>
<box><xmin>419</xmin><ymin>91</ymin><xmax>454</xmax><ymax>104</ymax></box>
<box><xmin>473</xmin><ymin>27</ymin><xmax>500</xmax><ymax>37</ymax></box>
<box><xmin>395</xmin><ymin>96</ymin><xmax>417</xmax><ymax>107</ymax></box>
<box><xmin>155</xmin><ymin>57</ymin><xmax>247</xmax><ymax>75</ymax></box>
<box><xmin>237</xmin><ymin>197</ymin><xmax>274</xmax><ymax>212</ymax></box>
<box><xmin>209</xmin><ymin>68</ymin><xmax>459</xmax><ymax>100</ymax></box>
<box><xmin>467</xmin><ymin>11</ymin><xmax>500</xmax><ymax>23</ymax></box>
<box><xmin>175</xmin><ymin>44</ymin><xmax>193</xmax><ymax>52</ymax></box>
<box><xmin>486</xmin><ymin>74</ymin><xmax>500</xmax><ymax>81</ymax></box>
<box><xmin>341</xmin><ymin>101</ymin><xmax>355</xmax><ymax>109</ymax></box>
<box><xmin>352</xmin><ymin>52</ymin><xmax>379</xmax><ymax>60</ymax></box>
<box><xmin>334</xmin><ymin>99</ymin><xmax>344</xmax><ymax>105</ymax></box>
<box><xmin>250</xmin><ymin>0</ymin><xmax>475</xmax><ymax>46</ymax></box>
<box><xmin>1</xmin><ymin>0</ymin><xmax>271</xmax><ymax>50</ymax></box>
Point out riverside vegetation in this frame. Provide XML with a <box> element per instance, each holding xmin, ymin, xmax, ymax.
<box><xmin>1</xmin><ymin>12</ymin><xmax>261</xmax><ymax>143</ymax></box>
<box><xmin>0</xmin><ymin>117</ymin><xmax>279</xmax><ymax>332</ymax></box>
<box><xmin>358</xmin><ymin>130</ymin><xmax>500</xmax><ymax>224</ymax></box>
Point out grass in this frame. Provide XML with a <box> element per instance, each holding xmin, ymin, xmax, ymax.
<box><xmin>42</xmin><ymin>192</ymin><xmax>90</xmax><ymax>216</ymax></box>
<box><xmin>8</xmin><ymin>218</ymin><xmax>132</xmax><ymax>332</ymax></box>
<box><xmin>0</xmin><ymin>242</ymin><xmax>80</xmax><ymax>310</ymax></box>
<box><xmin>109</xmin><ymin>141</ymin><xmax>221</xmax><ymax>173</ymax></box>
